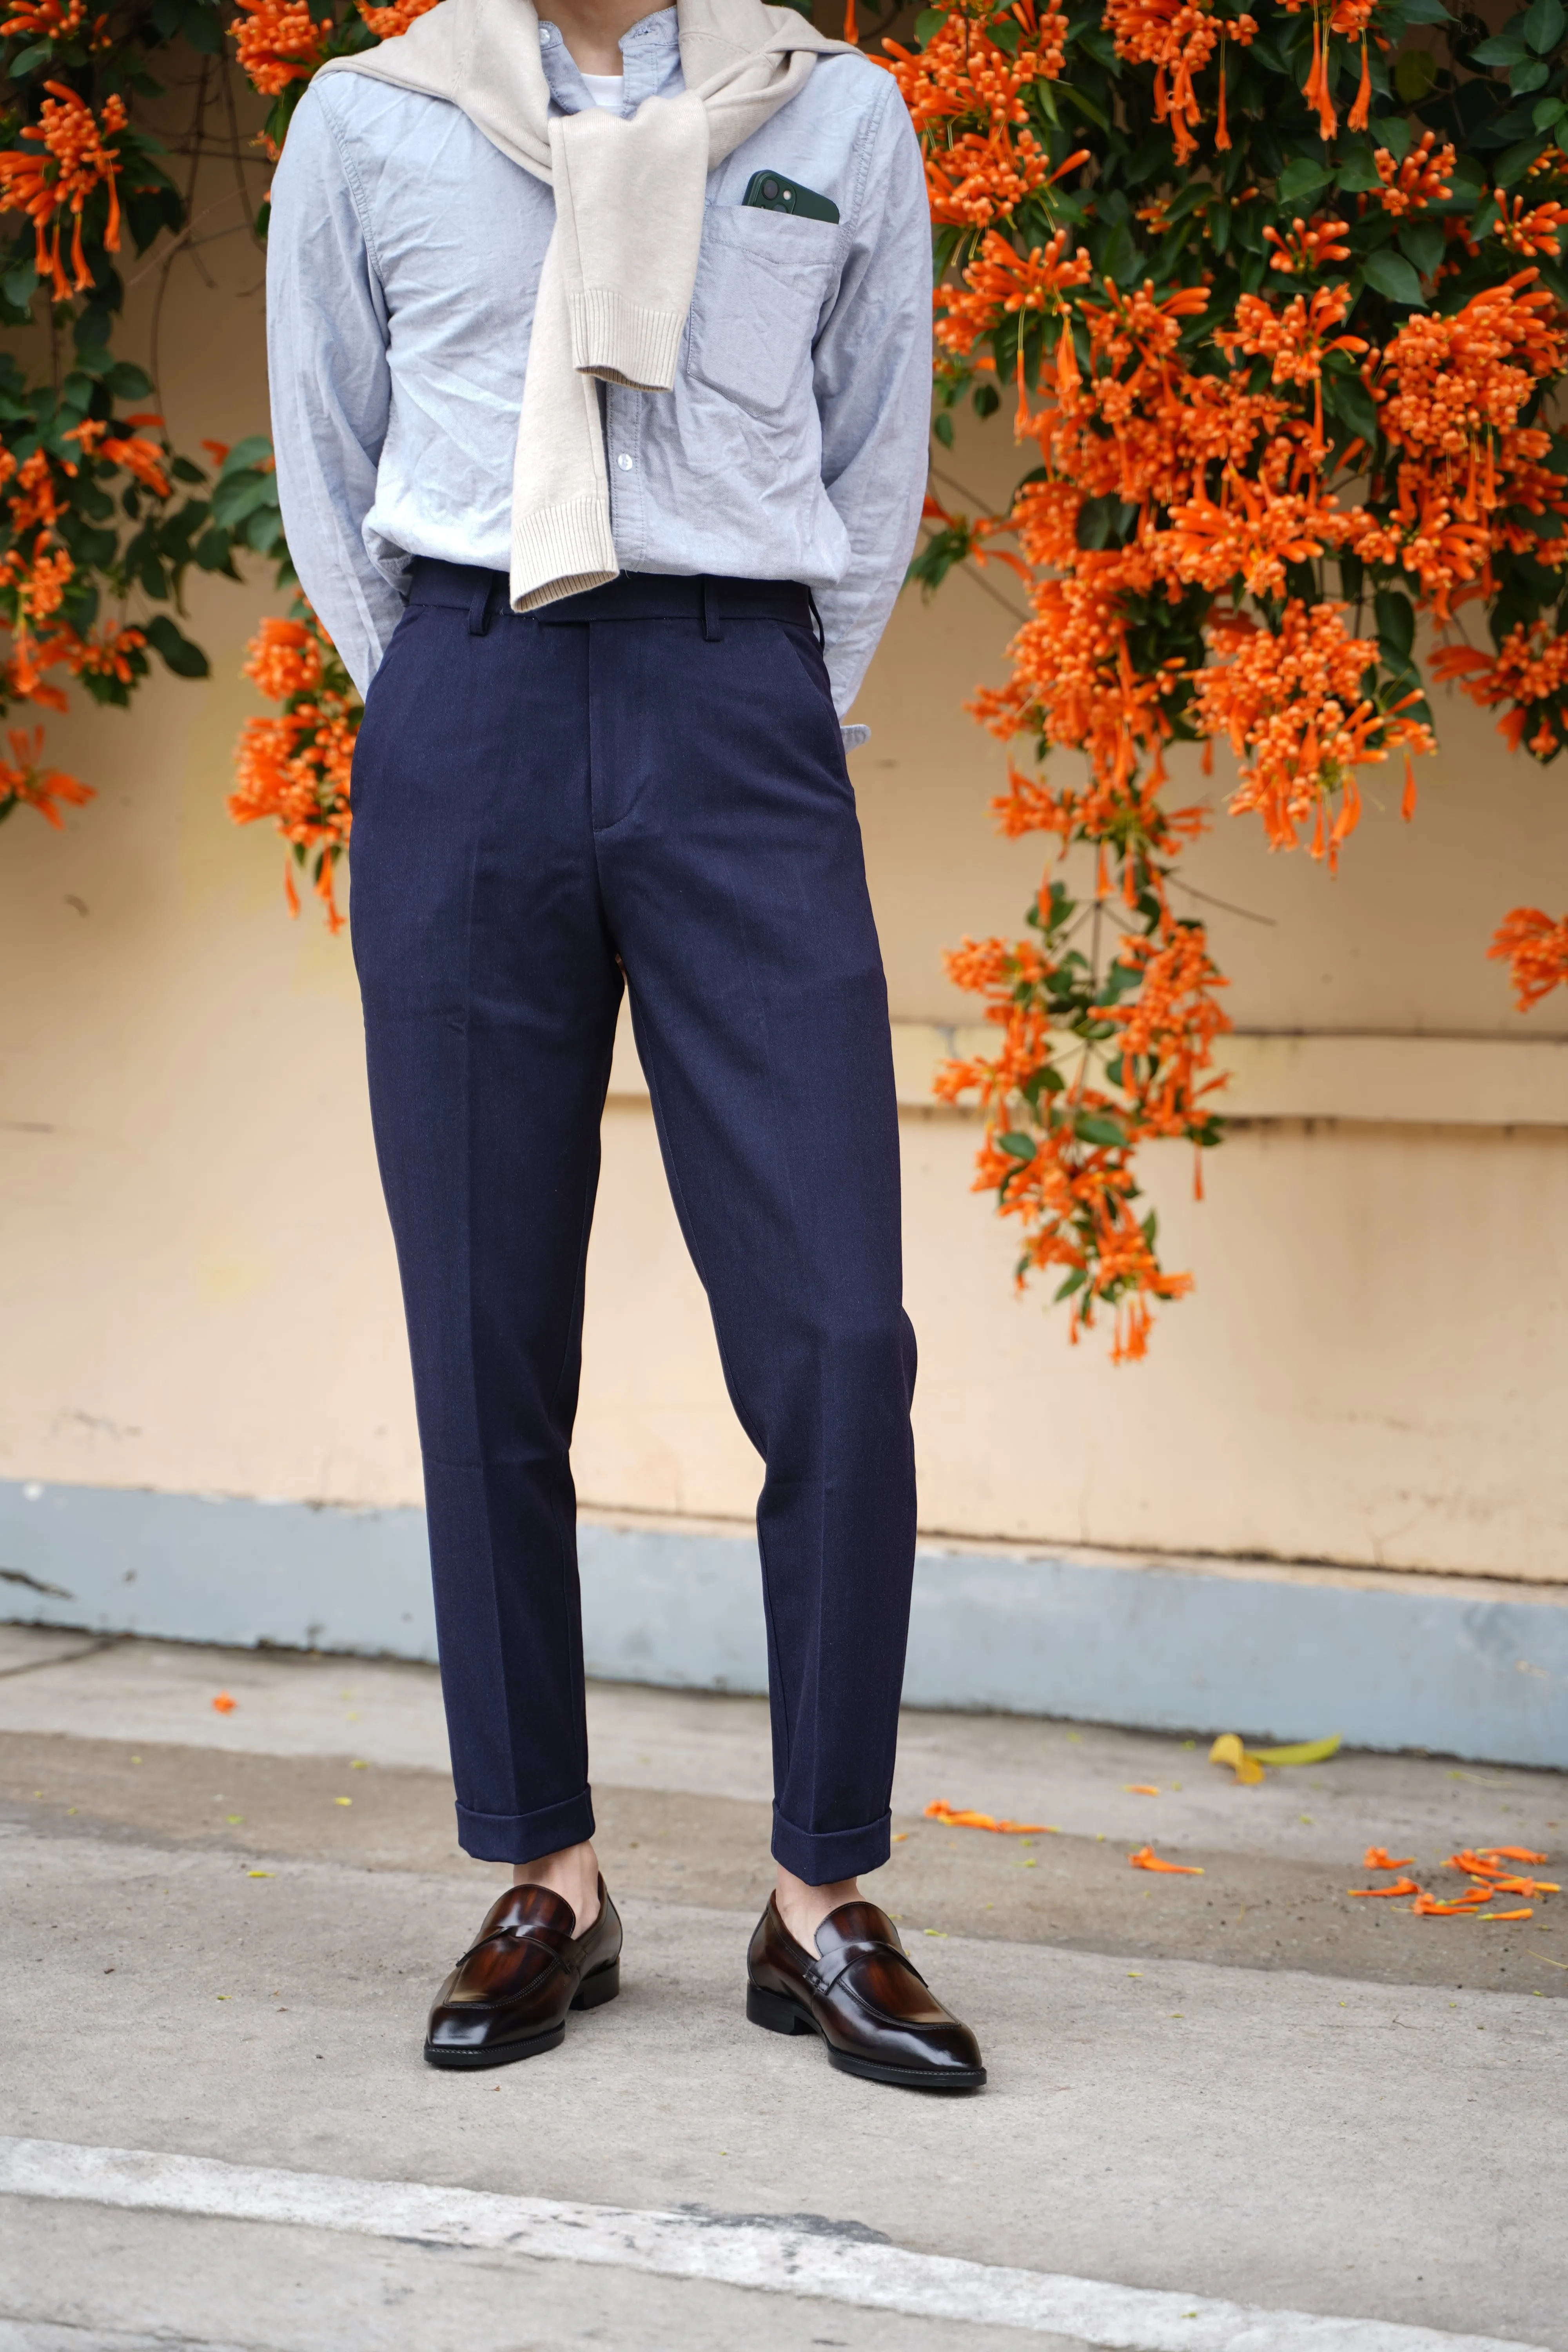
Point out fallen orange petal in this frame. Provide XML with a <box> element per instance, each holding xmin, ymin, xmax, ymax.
<box><xmin>1129</xmin><ymin>1845</ymin><xmax>1203</xmax><ymax>1875</ymax></box>
<box><xmin>1363</xmin><ymin>1847</ymin><xmax>1414</xmax><ymax>1870</ymax></box>
<box><xmin>1412</xmin><ymin>1889</ymin><xmax>1495</xmax><ymax>1915</ymax></box>
<box><xmin>924</xmin><ymin>1800</ymin><xmax>1053</xmax><ymax>1835</ymax></box>
<box><xmin>1126</xmin><ymin>1784</ymin><xmax>1161</xmax><ymax>1796</ymax></box>
<box><xmin>1348</xmin><ymin>1879</ymin><xmax>1420</xmax><ymax>1898</ymax></box>
<box><xmin>1445</xmin><ymin>1850</ymin><xmax>1505</xmax><ymax>1878</ymax></box>
<box><xmin>211</xmin><ymin>1693</ymin><xmax>236</xmax><ymax>1714</ymax></box>
<box><xmin>1478</xmin><ymin>1846</ymin><xmax>1548</xmax><ymax>1866</ymax></box>
<box><xmin>1478</xmin><ymin>1907</ymin><xmax>1534</xmax><ymax>1921</ymax></box>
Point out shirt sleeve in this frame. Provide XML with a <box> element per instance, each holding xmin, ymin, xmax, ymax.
<box><xmin>266</xmin><ymin>83</ymin><xmax>404</xmax><ymax>702</ymax></box>
<box><xmin>811</xmin><ymin>76</ymin><xmax>932</xmax><ymax>737</ymax></box>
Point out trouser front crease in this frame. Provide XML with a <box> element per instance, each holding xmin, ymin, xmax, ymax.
<box><xmin>348</xmin><ymin>574</ymin><xmax>918</xmax><ymax>1886</ymax></box>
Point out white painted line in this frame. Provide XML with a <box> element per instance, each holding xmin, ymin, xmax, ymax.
<box><xmin>0</xmin><ymin>2137</ymin><xmax>1544</xmax><ymax>2352</ymax></box>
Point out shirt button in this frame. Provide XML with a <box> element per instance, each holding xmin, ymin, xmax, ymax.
<box><xmin>617</xmin><ymin>452</ymin><xmax>634</xmax><ymax>470</ymax></box>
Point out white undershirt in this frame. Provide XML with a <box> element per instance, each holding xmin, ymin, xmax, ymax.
<box><xmin>580</xmin><ymin>71</ymin><xmax>625</xmax><ymax>109</ymax></box>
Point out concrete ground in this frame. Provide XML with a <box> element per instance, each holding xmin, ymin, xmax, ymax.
<box><xmin>1</xmin><ymin>1626</ymin><xmax>1564</xmax><ymax>2351</ymax></box>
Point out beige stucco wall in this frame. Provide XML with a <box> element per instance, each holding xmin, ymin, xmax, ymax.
<box><xmin>3</xmin><ymin>134</ymin><xmax>1566</xmax><ymax>1581</ymax></box>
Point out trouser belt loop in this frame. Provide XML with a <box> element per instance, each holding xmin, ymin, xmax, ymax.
<box><xmin>468</xmin><ymin>577</ymin><xmax>494</xmax><ymax>636</ymax></box>
<box><xmin>701</xmin><ymin>578</ymin><xmax>723</xmax><ymax>642</ymax></box>
<box><xmin>806</xmin><ymin>589</ymin><xmax>826</xmax><ymax>653</ymax></box>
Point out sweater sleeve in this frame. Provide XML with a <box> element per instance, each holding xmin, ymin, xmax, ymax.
<box><xmin>810</xmin><ymin>78</ymin><xmax>932</xmax><ymax>739</ymax></box>
<box><xmin>266</xmin><ymin>84</ymin><xmax>404</xmax><ymax>701</ymax></box>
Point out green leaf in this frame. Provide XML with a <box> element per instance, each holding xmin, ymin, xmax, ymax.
<box><xmin>8</xmin><ymin>40</ymin><xmax>52</xmax><ymax>73</ymax></box>
<box><xmin>1074</xmin><ymin>1112</ymin><xmax>1127</xmax><ymax>1147</ymax></box>
<box><xmin>218</xmin><ymin>433</ymin><xmax>275</xmax><ymax>475</ymax></box>
<box><xmin>1076</xmin><ymin>495</ymin><xmax>1140</xmax><ymax>550</ymax></box>
<box><xmin>1100</xmin><ymin>219</ymin><xmax>1142</xmax><ymax>286</ymax></box>
<box><xmin>2</xmin><ymin>260</ymin><xmax>38</xmax><ymax>309</ymax></box>
<box><xmin>144</xmin><ymin>614</ymin><xmax>210</xmax><ymax>679</ymax></box>
<box><xmin>1277</xmin><ymin>157</ymin><xmax>1337</xmax><ymax>206</ymax></box>
<box><xmin>1329</xmin><ymin>372</ymin><xmax>1379</xmax><ymax>442</ymax></box>
<box><xmin>1363</xmin><ymin>249</ymin><xmax>1426</xmax><ymax>305</ymax></box>
<box><xmin>1398</xmin><ymin>217</ymin><xmax>1446</xmax><ymax>275</ymax></box>
<box><xmin>1535</xmin><ymin>94</ymin><xmax>1566</xmax><ymax>127</ymax></box>
<box><xmin>108</xmin><ymin>361</ymin><xmax>154</xmax><ymax>400</ymax></box>
<box><xmin>913</xmin><ymin>7</ymin><xmax>943</xmax><ymax>42</ymax></box>
<box><xmin>1470</xmin><ymin>31</ymin><xmax>1532</xmax><ymax>62</ymax></box>
<box><xmin>1396</xmin><ymin>0</ymin><xmax>1451</xmax><ymax>19</ymax></box>
<box><xmin>1336</xmin><ymin>147</ymin><xmax>1385</xmax><ymax>194</ymax></box>
<box><xmin>1525</xmin><ymin>0</ymin><xmax>1566</xmax><ymax>51</ymax></box>
<box><xmin>932</xmin><ymin>410</ymin><xmax>954</xmax><ymax>448</ymax></box>
<box><xmin>181</xmin><ymin>0</ymin><xmax>228</xmax><ymax>51</ymax></box>
<box><xmin>997</xmin><ymin>1131</ymin><xmax>1036</xmax><ymax>1161</ymax></box>
<box><xmin>1394</xmin><ymin>47</ymin><xmax>1438</xmax><ymax>99</ymax></box>
<box><xmin>1375</xmin><ymin>586</ymin><xmax>1416</xmax><ymax>664</ymax></box>
<box><xmin>1053</xmin><ymin>1268</ymin><xmax>1088</xmax><ymax>1300</ymax></box>
<box><xmin>1498</xmin><ymin>134</ymin><xmax>1547</xmax><ymax>183</ymax></box>
<box><xmin>210</xmin><ymin>472</ymin><xmax>280</xmax><ymax>528</ymax></box>
<box><xmin>1248</xmin><ymin>1735</ymin><xmax>1343</xmax><ymax>1767</ymax></box>
<box><xmin>1511</xmin><ymin>57</ymin><xmax>1551</xmax><ymax>89</ymax></box>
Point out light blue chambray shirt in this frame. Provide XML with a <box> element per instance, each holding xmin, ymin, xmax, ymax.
<box><xmin>265</xmin><ymin>9</ymin><xmax>934</xmax><ymax>738</ymax></box>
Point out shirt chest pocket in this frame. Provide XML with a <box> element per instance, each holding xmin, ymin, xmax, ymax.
<box><xmin>685</xmin><ymin>205</ymin><xmax>840</xmax><ymax>417</ymax></box>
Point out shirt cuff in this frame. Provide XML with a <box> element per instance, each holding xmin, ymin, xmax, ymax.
<box><xmin>840</xmin><ymin>723</ymin><xmax>870</xmax><ymax>753</ymax></box>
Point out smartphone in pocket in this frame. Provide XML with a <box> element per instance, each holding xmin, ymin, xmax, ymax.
<box><xmin>741</xmin><ymin>171</ymin><xmax>840</xmax><ymax>224</ymax></box>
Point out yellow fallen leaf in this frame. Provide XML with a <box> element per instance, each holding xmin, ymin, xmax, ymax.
<box><xmin>247</xmin><ymin>1871</ymin><xmax>272</xmax><ymax>1879</ymax></box>
<box><xmin>1208</xmin><ymin>1735</ymin><xmax>1265</xmax><ymax>1785</ymax></box>
<box><xmin>334</xmin><ymin>1797</ymin><xmax>352</xmax><ymax>1807</ymax></box>
<box><xmin>1209</xmin><ymin>1731</ymin><xmax>1340</xmax><ymax>1782</ymax></box>
<box><xmin>1251</xmin><ymin>1736</ymin><xmax>1342</xmax><ymax>1767</ymax></box>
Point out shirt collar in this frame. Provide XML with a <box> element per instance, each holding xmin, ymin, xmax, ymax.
<box><xmin>537</xmin><ymin>8</ymin><xmax>682</xmax><ymax>116</ymax></box>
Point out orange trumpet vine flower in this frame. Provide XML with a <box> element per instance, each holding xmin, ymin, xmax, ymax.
<box><xmin>924</xmin><ymin>1800</ymin><xmax>1055</xmax><ymax>1834</ymax></box>
<box><xmin>1129</xmin><ymin>1845</ymin><xmax>1204</xmax><ymax>1874</ymax></box>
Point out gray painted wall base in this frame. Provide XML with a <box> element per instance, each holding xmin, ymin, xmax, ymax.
<box><xmin>2</xmin><ymin>1478</ymin><xmax>1564</xmax><ymax>1767</ymax></box>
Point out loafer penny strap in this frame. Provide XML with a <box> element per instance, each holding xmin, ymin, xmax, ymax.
<box><xmin>803</xmin><ymin>1940</ymin><xmax>929</xmax><ymax>2001</ymax></box>
<box><xmin>455</xmin><ymin>1922</ymin><xmax>575</xmax><ymax>1983</ymax></box>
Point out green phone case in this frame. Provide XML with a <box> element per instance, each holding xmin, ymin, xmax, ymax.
<box><xmin>741</xmin><ymin>170</ymin><xmax>840</xmax><ymax>224</ymax></box>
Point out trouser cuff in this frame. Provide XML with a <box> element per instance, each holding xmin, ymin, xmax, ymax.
<box><xmin>455</xmin><ymin>1788</ymin><xmax>596</xmax><ymax>1865</ymax></box>
<box><xmin>770</xmin><ymin>1804</ymin><xmax>891</xmax><ymax>1884</ymax></box>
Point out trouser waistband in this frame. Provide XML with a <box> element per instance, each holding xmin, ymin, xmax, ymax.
<box><xmin>406</xmin><ymin>560</ymin><xmax>819</xmax><ymax>642</ymax></box>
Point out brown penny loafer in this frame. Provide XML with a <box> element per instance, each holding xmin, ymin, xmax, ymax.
<box><xmin>746</xmin><ymin>1893</ymin><xmax>985</xmax><ymax>2092</ymax></box>
<box><xmin>424</xmin><ymin>1876</ymin><xmax>621</xmax><ymax>2070</ymax></box>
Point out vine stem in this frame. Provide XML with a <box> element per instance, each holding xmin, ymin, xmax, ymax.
<box><xmin>149</xmin><ymin>58</ymin><xmax>213</xmax><ymax>437</ymax></box>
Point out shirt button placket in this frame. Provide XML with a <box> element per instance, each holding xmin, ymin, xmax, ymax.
<box><xmin>607</xmin><ymin>390</ymin><xmax>643</xmax><ymax>562</ymax></box>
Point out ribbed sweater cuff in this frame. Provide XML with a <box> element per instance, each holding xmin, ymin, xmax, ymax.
<box><xmin>510</xmin><ymin>497</ymin><xmax>619</xmax><ymax>613</ymax></box>
<box><xmin>569</xmin><ymin>288</ymin><xmax>685</xmax><ymax>392</ymax></box>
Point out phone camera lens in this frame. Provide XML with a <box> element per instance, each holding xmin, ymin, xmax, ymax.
<box><xmin>762</xmin><ymin>177</ymin><xmax>780</xmax><ymax>199</ymax></box>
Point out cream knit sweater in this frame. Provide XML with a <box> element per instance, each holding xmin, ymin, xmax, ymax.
<box><xmin>316</xmin><ymin>0</ymin><xmax>851</xmax><ymax>612</ymax></box>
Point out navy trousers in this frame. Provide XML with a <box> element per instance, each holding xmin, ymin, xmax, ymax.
<box><xmin>349</xmin><ymin>564</ymin><xmax>918</xmax><ymax>1883</ymax></box>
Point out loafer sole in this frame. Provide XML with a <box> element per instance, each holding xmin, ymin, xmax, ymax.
<box><xmin>746</xmin><ymin>1981</ymin><xmax>985</xmax><ymax>2093</ymax></box>
<box><xmin>424</xmin><ymin>1955</ymin><xmax>620</xmax><ymax>2070</ymax></box>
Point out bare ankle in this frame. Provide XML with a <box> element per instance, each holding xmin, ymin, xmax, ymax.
<box><xmin>512</xmin><ymin>1839</ymin><xmax>601</xmax><ymax>1932</ymax></box>
<box><xmin>775</xmin><ymin>1866</ymin><xmax>860</xmax><ymax>1953</ymax></box>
